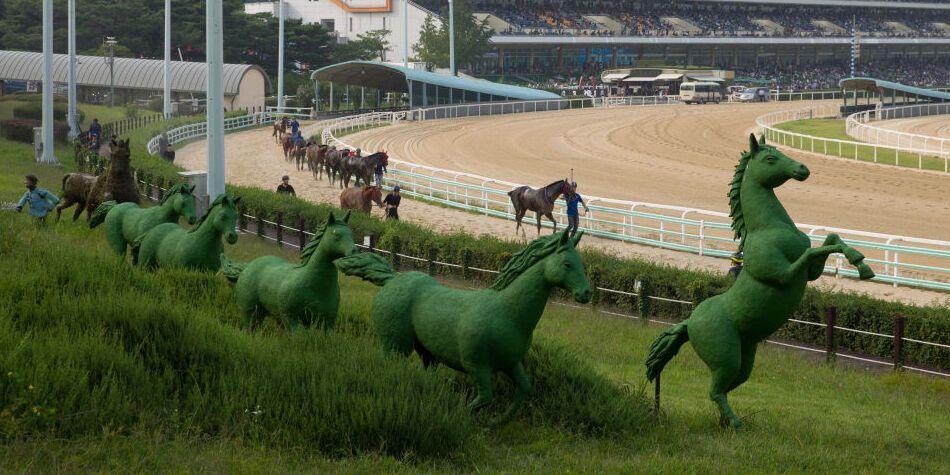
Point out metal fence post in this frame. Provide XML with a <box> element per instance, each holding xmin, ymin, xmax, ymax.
<box><xmin>275</xmin><ymin>212</ymin><xmax>284</xmax><ymax>247</ymax></box>
<box><xmin>893</xmin><ymin>314</ymin><xmax>905</xmax><ymax>370</ymax></box>
<box><xmin>825</xmin><ymin>306</ymin><xmax>837</xmax><ymax>363</ymax></box>
<box><xmin>427</xmin><ymin>247</ymin><xmax>437</xmax><ymax>276</ymax></box>
<box><xmin>298</xmin><ymin>218</ymin><xmax>306</xmax><ymax>251</ymax></box>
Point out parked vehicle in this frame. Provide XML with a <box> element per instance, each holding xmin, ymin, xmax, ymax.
<box><xmin>738</xmin><ymin>87</ymin><xmax>771</xmax><ymax>102</ymax></box>
<box><xmin>680</xmin><ymin>82</ymin><xmax>723</xmax><ymax>104</ymax></box>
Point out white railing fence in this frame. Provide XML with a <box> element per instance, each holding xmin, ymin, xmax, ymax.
<box><xmin>756</xmin><ymin>105</ymin><xmax>950</xmax><ymax>173</ymax></box>
<box><xmin>845</xmin><ymin>103</ymin><xmax>950</xmax><ymax>159</ymax></box>
<box><xmin>146</xmin><ymin>111</ymin><xmax>311</xmax><ymax>155</ymax></box>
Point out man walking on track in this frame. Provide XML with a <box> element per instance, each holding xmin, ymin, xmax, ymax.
<box><xmin>290</xmin><ymin>118</ymin><xmax>300</xmax><ymax>136</ymax></box>
<box><xmin>276</xmin><ymin>175</ymin><xmax>296</xmax><ymax>197</ymax></box>
<box><xmin>564</xmin><ymin>181</ymin><xmax>589</xmax><ymax>237</ymax></box>
<box><xmin>384</xmin><ymin>185</ymin><xmax>401</xmax><ymax>220</ymax></box>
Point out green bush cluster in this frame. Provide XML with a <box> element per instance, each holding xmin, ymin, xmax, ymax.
<box><xmin>12</xmin><ymin>102</ymin><xmax>84</xmax><ymax>124</ymax></box>
<box><xmin>0</xmin><ymin>119</ymin><xmax>69</xmax><ymax>143</ymax></box>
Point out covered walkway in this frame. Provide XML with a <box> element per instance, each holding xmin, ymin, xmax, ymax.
<box><xmin>839</xmin><ymin>77</ymin><xmax>950</xmax><ymax>115</ymax></box>
<box><xmin>310</xmin><ymin>61</ymin><xmax>559</xmax><ymax>111</ymax></box>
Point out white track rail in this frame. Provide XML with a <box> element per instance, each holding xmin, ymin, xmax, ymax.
<box><xmin>845</xmin><ymin>103</ymin><xmax>950</xmax><ymax>159</ymax></box>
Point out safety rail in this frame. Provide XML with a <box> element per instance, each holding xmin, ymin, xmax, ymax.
<box><xmin>322</xmin><ymin>109</ymin><xmax>950</xmax><ymax>292</ymax></box>
<box><xmin>410</xmin><ymin>96</ymin><xmax>677</xmax><ymax>121</ymax></box>
<box><xmin>146</xmin><ymin>111</ymin><xmax>308</xmax><ymax>155</ymax></box>
<box><xmin>756</xmin><ymin>104</ymin><xmax>950</xmax><ymax>173</ymax></box>
<box><xmin>845</xmin><ymin>103</ymin><xmax>950</xmax><ymax>161</ymax></box>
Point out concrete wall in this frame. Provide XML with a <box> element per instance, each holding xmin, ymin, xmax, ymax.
<box><xmin>233</xmin><ymin>67</ymin><xmax>268</xmax><ymax>111</ymax></box>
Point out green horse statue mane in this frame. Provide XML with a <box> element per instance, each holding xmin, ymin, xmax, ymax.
<box><xmin>337</xmin><ymin>229</ymin><xmax>591</xmax><ymax>426</ymax></box>
<box><xmin>645</xmin><ymin>135</ymin><xmax>875</xmax><ymax>429</ymax></box>
<box><xmin>131</xmin><ymin>193</ymin><xmax>240</xmax><ymax>272</ymax></box>
<box><xmin>90</xmin><ymin>182</ymin><xmax>198</xmax><ymax>256</ymax></box>
<box><xmin>221</xmin><ymin>212</ymin><xmax>356</xmax><ymax>330</ymax></box>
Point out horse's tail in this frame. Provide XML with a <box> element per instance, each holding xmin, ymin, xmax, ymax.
<box><xmin>61</xmin><ymin>173</ymin><xmax>70</xmax><ymax>194</ymax></box>
<box><xmin>89</xmin><ymin>200</ymin><xmax>117</xmax><ymax>229</ymax></box>
<box><xmin>220</xmin><ymin>254</ymin><xmax>247</xmax><ymax>284</ymax></box>
<box><xmin>645</xmin><ymin>321</ymin><xmax>690</xmax><ymax>381</ymax></box>
<box><xmin>334</xmin><ymin>252</ymin><xmax>395</xmax><ymax>287</ymax></box>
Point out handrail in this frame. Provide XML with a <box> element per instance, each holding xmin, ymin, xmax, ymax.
<box><xmin>845</xmin><ymin>103</ymin><xmax>950</xmax><ymax>160</ymax></box>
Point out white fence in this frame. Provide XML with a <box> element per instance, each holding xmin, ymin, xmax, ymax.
<box><xmin>320</xmin><ymin>109</ymin><xmax>950</xmax><ymax>292</ymax></box>
<box><xmin>408</xmin><ymin>96</ymin><xmax>676</xmax><ymax>121</ymax></box>
<box><xmin>146</xmin><ymin>111</ymin><xmax>311</xmax><ymax>155</ymax></box>
<box><xmin>756</xmin><ymin>104</ymin><xmax>950</xmax><ymax>173</ymax></box>
<box><xmin>845</xmin><ymin>103</ymin><xmax>950</xmax><ymax>160</ymax></box>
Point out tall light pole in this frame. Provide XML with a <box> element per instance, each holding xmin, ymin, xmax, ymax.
<box><xmin>448</xmin><ymin>0</ymin><xmax>456</xmax><ymax>76</ymax></box>
<box><xmin>207</xmin><ymin>0</ymin><xmax>226</xmax><ymax>201</ymax></box>
<box><xmin>403</xmin><ymin>0</ymin><xmax>409</xmax><ymax>67</ymax></box>
<box><xmin>41</xmin><ymin>0</ymin><xmax>56</xmax><ymax>163</ymax></box>
<box><xmin>103</xmin><ymin>37</ymin><xmax>117</xmax><ymax>107</ymax></box>
<box><xmin>67</xmin><ymin>0</ymin><xmax>79</xmax><ymax>138</ymax></box>
<box><xmin>164</xmin><ymin>0</ymin><xmax>172</xmax><ymax>118</ymax></box>
<box><xmin>277</xmin><ymin>0</ymin><xmax>285</xmax><ymax>110</ymax></box>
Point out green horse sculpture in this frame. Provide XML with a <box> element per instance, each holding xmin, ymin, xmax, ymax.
<box><xmin>337</xmin><ymin>229</ymin><xmax>591</xmax><ymax>425</ymax></box>
<box><xmin>90</xmin><ymin>182</ymin><xmax>198</xmax><ymax>256</ymax></box>
<box><xmin>221</xmin><ymin>212</ymin><xmax>356</xmax><ymax>330</ymax></box>
<box><xmin>131</xmin><ymin>193</ymin><xmax>240</xmax><ymax>272</ymax></box>
<box><xmin>645</xmin><ymin>135</ymin><xmax>875</xmax><ymax>429</ymax></box>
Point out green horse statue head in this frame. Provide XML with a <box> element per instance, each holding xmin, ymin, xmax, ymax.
<box><xmin>163</xmin><ymin>182</ymin><xmax>199</xmax><ymax>226</ymax></box>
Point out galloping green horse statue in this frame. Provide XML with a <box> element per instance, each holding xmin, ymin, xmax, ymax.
<box><xmin>337</xmin><ymin>229</ymin><xmax>591</xmax><ymax>425</ymax></box>
<box><xmin>90</xmin><ymin>182</ymin><xmax>198</xmax><ymax>256</ymax></box>
<box><xmin>221</xmin><ymin>212</ymin><xmax>356</xmax><ymax>330</ymax></box>
<box><xmin>645</xmin><ymin>135</ymin><xmax>875</xmax><ymax>429</ymax></box>
<box><xmin>131</xmin><ymin>193</ymin><xmax>240</xmax><ymax>272</ymax></box>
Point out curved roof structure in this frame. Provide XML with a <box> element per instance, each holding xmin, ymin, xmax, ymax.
<box><xmin>0</xmin><ymin>49</ymin><xmax>270</xmax><ymax>95</ymax></box>
<box><xmin>839</xmin><ymin>77</ymin><xmax>950</xmax><ymax>101</ymax></box>
<box><xmin>311</xmin><ymin>61</ymin><xmax>560</xmax><ymax>101</ymax></box>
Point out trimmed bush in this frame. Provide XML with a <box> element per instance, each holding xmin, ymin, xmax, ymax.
<box><xmin>0</xmin><ymin>119</ymin><xmax>69</xmax><ymax>143</ymax></box>
<box><xmin>12</xmin><ymin>102</ymin><xmax>84</xmax><ymax>124</ymax></box>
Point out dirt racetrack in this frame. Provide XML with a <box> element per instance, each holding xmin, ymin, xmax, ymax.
<box><xmin>875</xmin><ymin>115</ymin><xmax>950</xmax><ymax>139</ymax></box>
<box><xmin>175</xmin><ymin>102</ymin><xmax>950</xmax><ymax>305</ymax></box>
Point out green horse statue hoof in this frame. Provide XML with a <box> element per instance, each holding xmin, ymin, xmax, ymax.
<box><xmin>337</xmin><ymin>229</ymin><xmax>591</xmax><ymax>426</ymax></box>
<box><xmin>222</xmin><ymin>212</ymin><xmax>356</xmax><ymax>330</ymax></box>
<box><xmin>90</xmin><ymin>182</ymin><xmax>198</xmax><ymax>256</ymax></box>
<box><xmin>645</xmin><ymin>135</ymin><xmax>875</xmax><ymax>429</ymax></box>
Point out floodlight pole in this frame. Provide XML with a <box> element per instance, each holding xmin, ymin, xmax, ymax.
<box><xmin>41</xmin><ymin>0</ymin><xmax>56</xmax><ymax>163</ymax></box>
<box><xmin>67</xmin><ymin>0</ymin><xmax>79</xmax><ymax>138</ymax></box>
<box><xmin>277</xmin><ymin>0</ymin><xmax>285</xmax><ymax>111</ymax></box>
<box><xmin>164</xmin><ymin>0</ymin><xmax>172</xmax><ymax>118</ymax></box>
<box><xmin>206</xmin><ymin>0</ymin><xmax>226</xmax><ymax>201</ymax></box>
<box><xmin>448</xmin><ymin>0</ymin><xmax>456</xmax><ymax>76</ymax></box>
<box><xmin>403</xmin><ymin>0</ymin><xmax>409</xmax><ymax>67</ymax></box>
<box><xmin>104</xmin><ymin>37</ymin><xmax>117</xmax><ymax>107</ymax></box>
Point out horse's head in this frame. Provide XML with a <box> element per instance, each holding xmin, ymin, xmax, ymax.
<box><xmin>170</xmin><ymin>183</ymin><xmax>198</xmax><ymax>225</ymax></box>
<box><xmin>363</xmin><ymin>186</ymin><xmax>384</xmax><ymax>207</ymax></box>
<box><xmin>111</xmin><ymin>139</ymin><xmax>132</xmax><ymax>168</ymax></box>
<box><xmin>745</xmin><ymin>134</ymin><xmax>809</xmax><ymax>189</ymax></box>
<box><xmin>206</xmin><ymin>194</ymin><xmax>241</xmax><ymax>244</ymax></box>
<box><xmin>544</xmin><ymin>230</ymin><xmax>591</xmax><ymax>303</ymax></box>
<box><xmin>324</xmin><ymin>211</ymin><xmax>356</xmax><ymax>258</ymax></box>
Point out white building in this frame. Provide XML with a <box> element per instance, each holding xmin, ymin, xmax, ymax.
<box><xmin>245</xmin><ymin>0</ymin><xmax>440</xmax><ymax>64</ymax></box>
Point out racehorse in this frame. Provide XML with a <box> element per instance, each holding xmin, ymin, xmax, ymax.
<box><xmin>222</xmin><ymin>212</ymin><xmax>355</xmax><ymax>330</ymax></box>
<box><xmin>338</xmin><ymin>151</ymin><xmax>388</xmax><ymax>189</ymax></box>
<box><xmin>89</xmin><ymin>182</ymin><xmax>198</xmax><ymax>256</ymax></box>
<box><xmin>293</xmin><ymin>141</ymin><xmax>310</xmax><ymax>171</ymax></box>
<box><xmin>281</xmin><ymin>133</ymin><xmax>293</xmax><ymax>160</ymax></box>
<box><xmin>132</xmin><ymin>193</ymin><xmax>240</xmax><ymax>272</ymax></box>
<box><xmin>336</xmin><ymin>230</ymin><xmax>591</xmax><ymax>426</ymax></box>
<box><xmin>324</xmin><ymin>147</ymin><xmax>348</xmax><ymax>185</ymax></box>
<box><xmin>272</xmin><ymin>117</ymin><xmax>287</xmax><ymax>144</ymax></box>
<box><xmin>508</xmin><ymin>179</ymin><xmax>571</xmax><ymax>237</ymax></box>
<box><xmin>645</xmin><ymin>135</ymin><xmax>875</xmax><ymax>429</ymax></box>
<box><xmin>307</xmin><ymin>144</ymin><xmax>329</xmax><ymax>180</ymax></box>
<box><xmin>340</xmin><ymin>186</ymin><xmax>383</xmax><ymax>214</ymax></box>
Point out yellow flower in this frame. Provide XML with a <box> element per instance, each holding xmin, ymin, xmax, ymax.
<box><xmin>5</xmin><ymin>372</ymin><xmax>11</xmax><ymax>378</ymax></box>
<box><xmin>27</xmin><ymin>384</ymin><xmax>33</xmax><ymax>390</ymax></box>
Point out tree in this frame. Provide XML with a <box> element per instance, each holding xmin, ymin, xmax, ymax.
<box><xmin>333</xmin><ymin>29</ymin><xmax>392</xmax><ymax>63</ymax></box>
<box><xmin>412</xmin><ymin>0</ymin><xmax>492</xmax><ymax>71</ymax></box>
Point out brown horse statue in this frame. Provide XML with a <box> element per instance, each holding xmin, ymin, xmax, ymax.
<box><xmin>84</xmin><ymin>138</ymin><xmax>140</xmax><ymax>220</ymax></box>
<box><xmin>307</xmin><ymin>144</ymin><xmax>329</xmax><ymax>180</ymax></box>
<box><xmin>340</xmin><ymin>186</ymin><xmax>383</xmax><ymax>214</ymax></box>
<box><xmin>508</xmin><ymin>179</ymin><xmax>570</xmax><ymax>237</ymax></box>
<box><xmin>56</xmin><ymin>172</ymin><xmax>97</xmax><ymax>221</ymax></box>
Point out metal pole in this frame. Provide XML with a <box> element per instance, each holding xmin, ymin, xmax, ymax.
<box><xmin>403</xmin><ymin>0</ymin><xmax>409</xmax><ymax>67</ymax></box>
<box><xmin>163</xmin><ymin>0</ymin><xmax>172</xmax><ymax>118</ymax></box>
<box><xmin>42</xmin><ymin>0</ymin><xmax>56</xmax><ymax>163</ymax></box>
<box><xmin>67</xmin><ymin>0</ymin><xmax>79</xmax><ymax>138</ymax></box>
<box><xmin>206</xmin><ymin>0</ymin><xmax>226</xmax><ymax>201</ymax></box>
<box><xmin>277</xmin><ymin>0</ymin><xmax>285</xmax><ymax>110</ymax></box>
<box><xmin>448</xmin><ymin>0</ymin><xmax>456</xmax><ymax>76</ymax></box>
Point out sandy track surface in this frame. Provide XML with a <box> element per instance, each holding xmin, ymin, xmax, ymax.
<box><xmin>175</xmin><ymin>112</ymin><xmax>949</xmax><ymax>306</ymax></box>
<box><xmin>873</xmin><ymin>116</ymin><xmax>950</xmax><ymax>144</ymax></box>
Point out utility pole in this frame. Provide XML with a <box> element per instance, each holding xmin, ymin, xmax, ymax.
<box><xmin>164</xmin><ymin>0</ymin><xmax>172</xmax><ymax>118</ymax></box>
<box><xmin>67</xmin><ymin>0</ymin><xmax>79</xmax><ymax>138</ymax></box>
<box><xmin>41</xmin><ymin>0</ymin><xmax>56</xmax><ymax>163</ymax></box>
<box><xmin>104</xmin><ymin>37</ymin><xmax>117</xmax><ymax>107</ymax></box>
<box><xmin>277</xmin><ymin>0</ymin><xmax>285</xmax><ymax>110</ymax></box>
<box><xmin>403</xmin><ymin>0</ymin><xmax>409</xmax><ymax>67</ymax></box>
<box><xmin>850</xmin><ymin>15</ymin><xmax>858</xmax><ymax>78</ymax></box>
<box><xmin>448</xmin><ymin>0</ymin><xmax>456</xmax><ymax>76</ymax></box>
<box><xmin>206</xmin><ymin>0</ymin><xmax>226</xmax><ymax>201</ymax></box>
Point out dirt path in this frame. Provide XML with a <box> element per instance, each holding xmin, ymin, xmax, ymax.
<box><xmin>875</xmin><ymin>116</ymin><xmax>950</xmax><ymax>139</ymax></box>
<box><xmin>175</xmin><ymin>118</ymin><xmax>949</xmax><ymax>306</ymax></box>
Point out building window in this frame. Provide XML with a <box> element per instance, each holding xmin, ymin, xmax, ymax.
<box><xmin>383</xmin><ymin>17</ymin><xmax>386</xmax><ymax>29</ymax></box>
<box><xmin>350</xmin><ymin>18</ymin><xmax>353</xmax><ymax>32</ymax></box>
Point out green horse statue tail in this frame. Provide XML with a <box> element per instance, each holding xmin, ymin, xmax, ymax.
<box><xmin>93</xmin><ymin>183</ymin><xmax>198</xmax><ymax>256</ymax></box>
<box><xmin>337</xmin><ymin>229</ymin><xmax>591</xmax><ymax>427</ymax></box>
<box><xmin>333</xmin><ymin>252</ymin><xmax>396</xmax><ymax>287</ymax></box>
<box><xmin>132</xmin><ymin>193</ymin><xmax>239</xmax><ymax>271</ymax></box>
<box><xmin>220</xmin><ymin>255</ymin><xmax>247</xmax><ymax>283</ymax></box>
<box><xmin>645</xmin><ymin>134</ymin><xmax>874</xmax><ymax>429</ymax></box>
<box><xmin>226</xmin><ymin>211</ymin><xmax>356</xmax><ymax>330</ymax></box>
<box><xmin>89</xmin><ymin>200</ymin><xmax>117</xmax><ymax>229</ymax></box>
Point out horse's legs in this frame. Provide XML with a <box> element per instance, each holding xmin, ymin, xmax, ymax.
<box><xmin>414</xmin><ymin>340</ymin><xmax>438</xmax><ymax>369</ymax></box>
<box><xmin>54</xmin><ymin>197</ymin><xmax>72</xmax><ymax>221</ymax></box>
<box><xmin>466</xmin><ymin>365</ymin><xmax>494</xmax><ymax>411</ymax></box>
<box><xmin>72</xmin><ymin>201</ymin><xmax>85</xmax><ymax>222</ymax></box>
<box><xmin>535</xmin><ymin>211</ymin><xmax>543</xmax><ymax>236</ymax></box>
<box><xmin>514</xmin><ymin>208</ymin><xmax>526</xmax><ymax>236</ymax></box>
<box><xmin>726</xmin><ymin>342</ymin><xmax>757</xmax><ymax>394</ymax></box>
<box><xmin>545</xmin><ymin>211</ymin><xmax>557</xmax><ymax>234</ymax></box>
<box><xmin>690</xmin><ymin>316</ymin><xmax>743</xmax><ymax>428</ymax></box>
<box><xmin>823</xmin><ymin>234</ymin><xmax>874</xmax><ymax>280</ymax></box>
<box><xmin>492</xmin><ymin>362</ymin><xmax>532</xmax><ymax>426</ymax></box>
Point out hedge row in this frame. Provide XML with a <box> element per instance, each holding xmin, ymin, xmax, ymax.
<box><xmin>1</xmin><ymin>119</ymin><xmax>69</xmax><ymax>143</ymax></box>
<box><xmin>12</xmin><ymin>102</ymin><xmax>85</xmax><ymax>124</ymax></box>
<box><xmin>111</xmin><ymin>115</ymin><xmax>950</xmax><ymax>371</ymax></box>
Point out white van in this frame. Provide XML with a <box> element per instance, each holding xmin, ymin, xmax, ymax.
<box><xmin>680</xmin><ymin>82</ymin><xmax>723</xmax><ymax>104</ymax></box>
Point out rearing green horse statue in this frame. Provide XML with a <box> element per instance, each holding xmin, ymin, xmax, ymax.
<box><xmin>645</xmin><ymin>135</ymin><xmax>875</xmax><ymax>429</ymax></box>
<box><xmin>90</xmin><ymin>182</ymin><xmax>198</xmax><ymax>256</ymax></box>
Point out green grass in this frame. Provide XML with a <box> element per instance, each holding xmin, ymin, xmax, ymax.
<box><xmin>0</xmin><ymin>98</ymin><xmax>140</xmax><ymax>129</ymax></box>
<box><xmin>774</xmin><ymin>118</ymin><xmax>948</xmax><ymax>172</ymax></box>
<box><xmin>1</xmin><ymin>145</ymin><xmax>948</xmax><ymax>472</ymax></box>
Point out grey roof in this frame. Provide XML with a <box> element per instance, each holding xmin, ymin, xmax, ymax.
<box><xmin>311</xmin><ymin>61</ymin><xmax>560</xmax><ymax>101</ymax></box>
<box><xmin>0</xmin><ymin>49</ymin><xmax>270</xmax><ymax>95</ymax></box>
<box><xmin>839</xmin><ymin>77</ymin><xmax>950</xmax><ymax>100</ymax></box>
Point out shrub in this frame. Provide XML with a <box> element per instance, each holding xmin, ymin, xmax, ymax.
<box><xmin>0</xmin><ymin>119</ymin><xmax>69</xmax><ymax>144</ymax></box>
<box><xmin>11</xmin><ymin>102</ymin><xmax>84</xmax><ymax>124</ymax></box>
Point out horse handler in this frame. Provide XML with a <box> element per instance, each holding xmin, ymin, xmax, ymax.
<box><xmin>565</xmin><ymin>181</ymin><xmax>588</xmax><ymax>238</ymax></box>
<box><xmin>384</xmin><ymin>185</ymin><xmax>401</xmax><ymax>220</ymax></box>
<box><xmin>17</xmin><ymin>174</ymin><xmax>60</xmax><ymax>223</ymax></box>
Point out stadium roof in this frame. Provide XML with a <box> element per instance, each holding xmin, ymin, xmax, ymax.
<box><xmin>0</xmin><ymin>49</ymin><xmax>270</xmax><ymax>95</ymax></box>
<box><xmin>839</xmin><ymin>77</ymin><xmax>950</xmax><ymax>101</ymax></box>
<box><xmin>310</xmin><ymin>61</ymin><xmax>560</xmax><ymax>101</ymax></box>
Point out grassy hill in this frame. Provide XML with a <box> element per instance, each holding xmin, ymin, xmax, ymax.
<box><xmin>0</xmin><ymin>137</ymin><xmax>948</xmax><ymax>472</ymax></box>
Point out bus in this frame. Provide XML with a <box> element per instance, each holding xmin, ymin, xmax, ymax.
<box><xmin>680</xmin><ymin>82</ymin><xmax>723</xmax><ymax>104</ymax></box>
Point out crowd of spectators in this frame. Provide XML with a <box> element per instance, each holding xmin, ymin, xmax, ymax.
<box><xmin>736</xmin><ymin>59</ymin><xmax>950</xmax><ymax>90</ymax></box>
<box><xmin>472</xmin><ymin>0</ymin><xmax>950</xmax><ymax>38</ymax></box>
